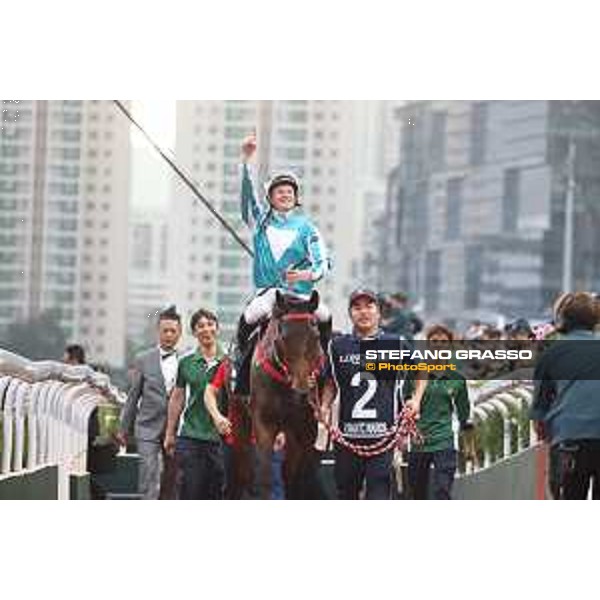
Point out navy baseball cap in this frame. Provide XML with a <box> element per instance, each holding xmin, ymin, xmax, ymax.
<box><xmin>348</xmin><ymin>288</ymin><xmax>379</xmax><ymax>309</ymax></box>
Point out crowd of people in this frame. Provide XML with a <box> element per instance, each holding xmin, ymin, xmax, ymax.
<box><xmin>90</xmin><ymin>132</ymin><xmax>600</xmax><ymax>500</ymax></box>
<box><xmin>69</xmin><ymin>284</ymin><xmax>598</xmax><ymax>501</ymax></box>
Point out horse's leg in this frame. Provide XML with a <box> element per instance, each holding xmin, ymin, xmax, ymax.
<box><xmin>238</xmin><ymin>397</ymin><xmax>256</xmax><ymax>499</ymax></box>
<box><xmin>254</xmin><ymin>416</ymin><xmax>276</xmax><ymax>500</ymax></box>
<box><xmin>281</xmin><ymin>429</ymin><xmax>302</xmax><ymax>500</ymax></box>
<box><xmin>240</xmin><ymin>396</ymin><xmax>257</xmax><ymax>499</ymax></box>
<box><xmin>282</xmin><ymin>439</ymin><xmax>321</xmax><ymax>499</ymax></box>
<box><xmin>284</xmin><ymin>435</ymin><xmax>323</xmax><ymax>500</ymax></box>
<box><xmin>227</xmin><ymin>395</ymin><xmax>250</xmax><ymax>499</ymax></box>
<box><xmin>228</xmin><ymin>443</ymin><xmax>250</xmax><ymax>500</ymax></box>
<box><xmin>293</xmin><ymin>399</ymin><xmax>323</xmax><ymax>500</ymax></box>
<box><xmin>279</xmin><ymin>392</ymin><xmax>318</xmax><ymax>500</ymax></box>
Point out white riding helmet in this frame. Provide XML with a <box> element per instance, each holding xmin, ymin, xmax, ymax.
<box><xmin>265</xmin><ymin>172</ymin><xmax>300</xmax><ymax>204</ymax></box>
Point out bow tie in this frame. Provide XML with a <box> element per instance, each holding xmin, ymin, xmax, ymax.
<box><xmin>161</xmin><ymin>351</ymin><xmax>176</xmax><ymax>361</ymax></box>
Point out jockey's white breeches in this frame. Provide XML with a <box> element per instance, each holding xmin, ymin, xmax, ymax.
<box><xmin>243</xmin><ymin>288</ymin><xmax>331</xmax><ymax>324</ymax></box>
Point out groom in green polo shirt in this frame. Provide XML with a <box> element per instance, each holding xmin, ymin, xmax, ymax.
<box><xmin>164</xmin><ymin>308</ymin><xmax>225</xmax><ymax>499</ymax></box>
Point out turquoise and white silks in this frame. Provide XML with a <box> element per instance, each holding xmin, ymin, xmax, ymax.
<box><xmin>241</xmin><ymin>163</ymin><xmax>332</xmax><ymax>324</ymax></box>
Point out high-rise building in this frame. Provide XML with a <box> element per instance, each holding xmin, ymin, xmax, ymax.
<box><xmin>353</xmin><ymin>101</ymin><xmax>404</xmax><ymax>289</ymax></box>
<box><xmin>380</xmin><ymin>100</ymin><xmax>600</xmax><ymax>323</ymax></box>
<box><xmin>0</xmin><ymin>100</ymin><xmax>130</xmax><ymax>365</ymax></box>
<box><xmin>127</xmin><ymin>207</ymin><xmax>169</xmax><ymax>347</ymax></box>
<box><xmin>168</xmin><ymin>100</ymin><xmax>365</xmax><ymax>340</ymax></box>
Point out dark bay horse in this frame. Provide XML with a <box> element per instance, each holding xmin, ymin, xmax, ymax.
<box><xmin>247</xmin><ymin>289</ymin><xmax>325</xmax><ymax>499</ymax></box>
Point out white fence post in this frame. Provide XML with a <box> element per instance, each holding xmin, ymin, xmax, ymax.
<box><xmin>13</xmin><ymin>381</ymin><xmax>30</xmax><ymax>472</ymax></box>
<box><xmin>2</xmin><ymin>379</ymin><xmax>20</xmax><ymax>474</ymax></box>
<box><xmin>26</xmin><ymin>382</ymin><xmax>45</xmax><ymax>470</ymax></box>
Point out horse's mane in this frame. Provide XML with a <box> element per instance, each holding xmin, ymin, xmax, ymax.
<box><xmin>261</xmin><ymin>316</ymin><xmax>279</xmax><ymax>357</ymax></box>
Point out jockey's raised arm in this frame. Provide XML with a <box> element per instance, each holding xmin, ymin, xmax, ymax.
<box><xmin>240</xmin><ymin>162</ymin><xmax>267</xmax><ymax>228</ymax></box>
<box><xmin>240</xmin><ymin>132</ymin><xmax>266</xmax><ymax>227</ymax></box>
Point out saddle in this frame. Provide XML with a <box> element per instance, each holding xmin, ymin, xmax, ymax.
<box><xmin>233</xmin><ymin>290</ymin><xmax>330</xmax><ymax>395</ymax></box>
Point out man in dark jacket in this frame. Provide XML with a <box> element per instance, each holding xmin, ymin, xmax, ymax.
<box><xmin>381</xmin><ymin>292</ymin><xmax>423</xmax><ymax>341</ymax></box>
<box><xmin>530</xmin><ymin>292</ymin><xmax>600</xmax><ymax>499</ymax></box>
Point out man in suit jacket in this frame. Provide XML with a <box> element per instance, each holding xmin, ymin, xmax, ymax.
<box><xmin>118</xmin><ymin>306</ymin><xmax>182</xmax><ymax>499</ymax></box>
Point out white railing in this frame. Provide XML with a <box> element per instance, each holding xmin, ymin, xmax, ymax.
<box><xmin>462</xmin><ymin>379</ymin><xmax>536</xmax><ymax>473</ymax></box>
<box><xmin>0</xmin><ymin>349</ymin><xmax>124</xmax><ymax>499</ymax></box>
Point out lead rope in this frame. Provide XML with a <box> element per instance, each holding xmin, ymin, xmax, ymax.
<box><xmin>310</xmin><ymin>375</ymin><xmax>424</xmax><ymax>458</ymax></box>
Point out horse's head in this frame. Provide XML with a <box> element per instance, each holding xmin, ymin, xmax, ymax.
<box><xmin>272</xmin><ymin>290</ymin><xmax>321</xmax><ymax>392</ymax></box>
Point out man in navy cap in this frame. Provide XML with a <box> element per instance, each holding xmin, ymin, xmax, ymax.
<box><xmin>317</xmin><ymin>289</ymin><xmax>427</xmax><ymax>499</ymax></box>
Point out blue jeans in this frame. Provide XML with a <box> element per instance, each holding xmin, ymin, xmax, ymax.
<box><xmin>407</xmin><ymin>449</ymin><xmax>457</xmax><ymax>500</ymax></box>
<box><xmin>175</xmin><ymin>437</ymin><xmax>225</xmax><ymax>500</ymax></box>
<box><xmin>271</xmin><ymin>449</ymin><xmax>285</xmax><ymax>500</ymax></box>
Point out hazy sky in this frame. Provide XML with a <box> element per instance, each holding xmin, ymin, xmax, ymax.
<box><xmin>131</xmin><ymin>100</ymin><xmax>176</xmax><ymax>149</ymax></box>
<box><xmin>130</xmin><ymin>101</ymin><xmax>176</xmax><ymax>210</ymax></box>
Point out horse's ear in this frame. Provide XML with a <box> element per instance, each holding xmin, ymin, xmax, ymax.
<box><xmin>275</xmin><ymin>289</ymin><xmax>286</xmax><ymax>311</ymax></box>
<box><xmin>308</xmin><ymin>290</ymin><xmax>320</xmax><ymax>313</ymax></box>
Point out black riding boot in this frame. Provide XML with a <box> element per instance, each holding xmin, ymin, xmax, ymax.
<box><xmin>318</xmin><ymin>318</ymin><xmax>333</xmax><ymax>354</ymax></box>
<box><xmin>233</xmin><ymin>315</ymin><xmax>256</xmax><ymax>395</ymax></box>
<box><xmin>236</xmin><ymin>314</ymin><xmax>255</xmax><ymax>351</ymax></box>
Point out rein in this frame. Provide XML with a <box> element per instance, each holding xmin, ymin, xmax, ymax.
<box><xmin>254</xmin><ymin>311</ymin><xmax>321</xmax><ymax>388</ymax></box>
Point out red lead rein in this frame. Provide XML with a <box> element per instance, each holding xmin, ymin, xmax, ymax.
<box><xmin>312</xmin><ymin>391</ymin><xmax>424</xmax><ymax>458</ymax></box>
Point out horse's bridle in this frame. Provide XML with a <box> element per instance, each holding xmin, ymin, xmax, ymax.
<box><xmin>255</xmin><ymin>311</ymin><xmax>322</xmax><ymax>389</ymax></box>
<box><xmin>279</xmin><ymin>312</ymin><xmax>318</xmax><ymax>324</ymax></box>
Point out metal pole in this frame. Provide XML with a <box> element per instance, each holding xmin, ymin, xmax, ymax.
<box><xmin>112</xmin><ymin>100</ymin><xmax>253</xmax><ymax>257</ymax></box>
<box><xmin>562</xmin><ymin>136</ymin><xmax>576</xmax><ymax>292</ymax></box>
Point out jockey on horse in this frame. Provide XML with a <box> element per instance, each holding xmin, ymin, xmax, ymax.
<box><xmin>234</xmin><ymin>132</ymin><xmax>333</xmax><ymax>395</ymax></box>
